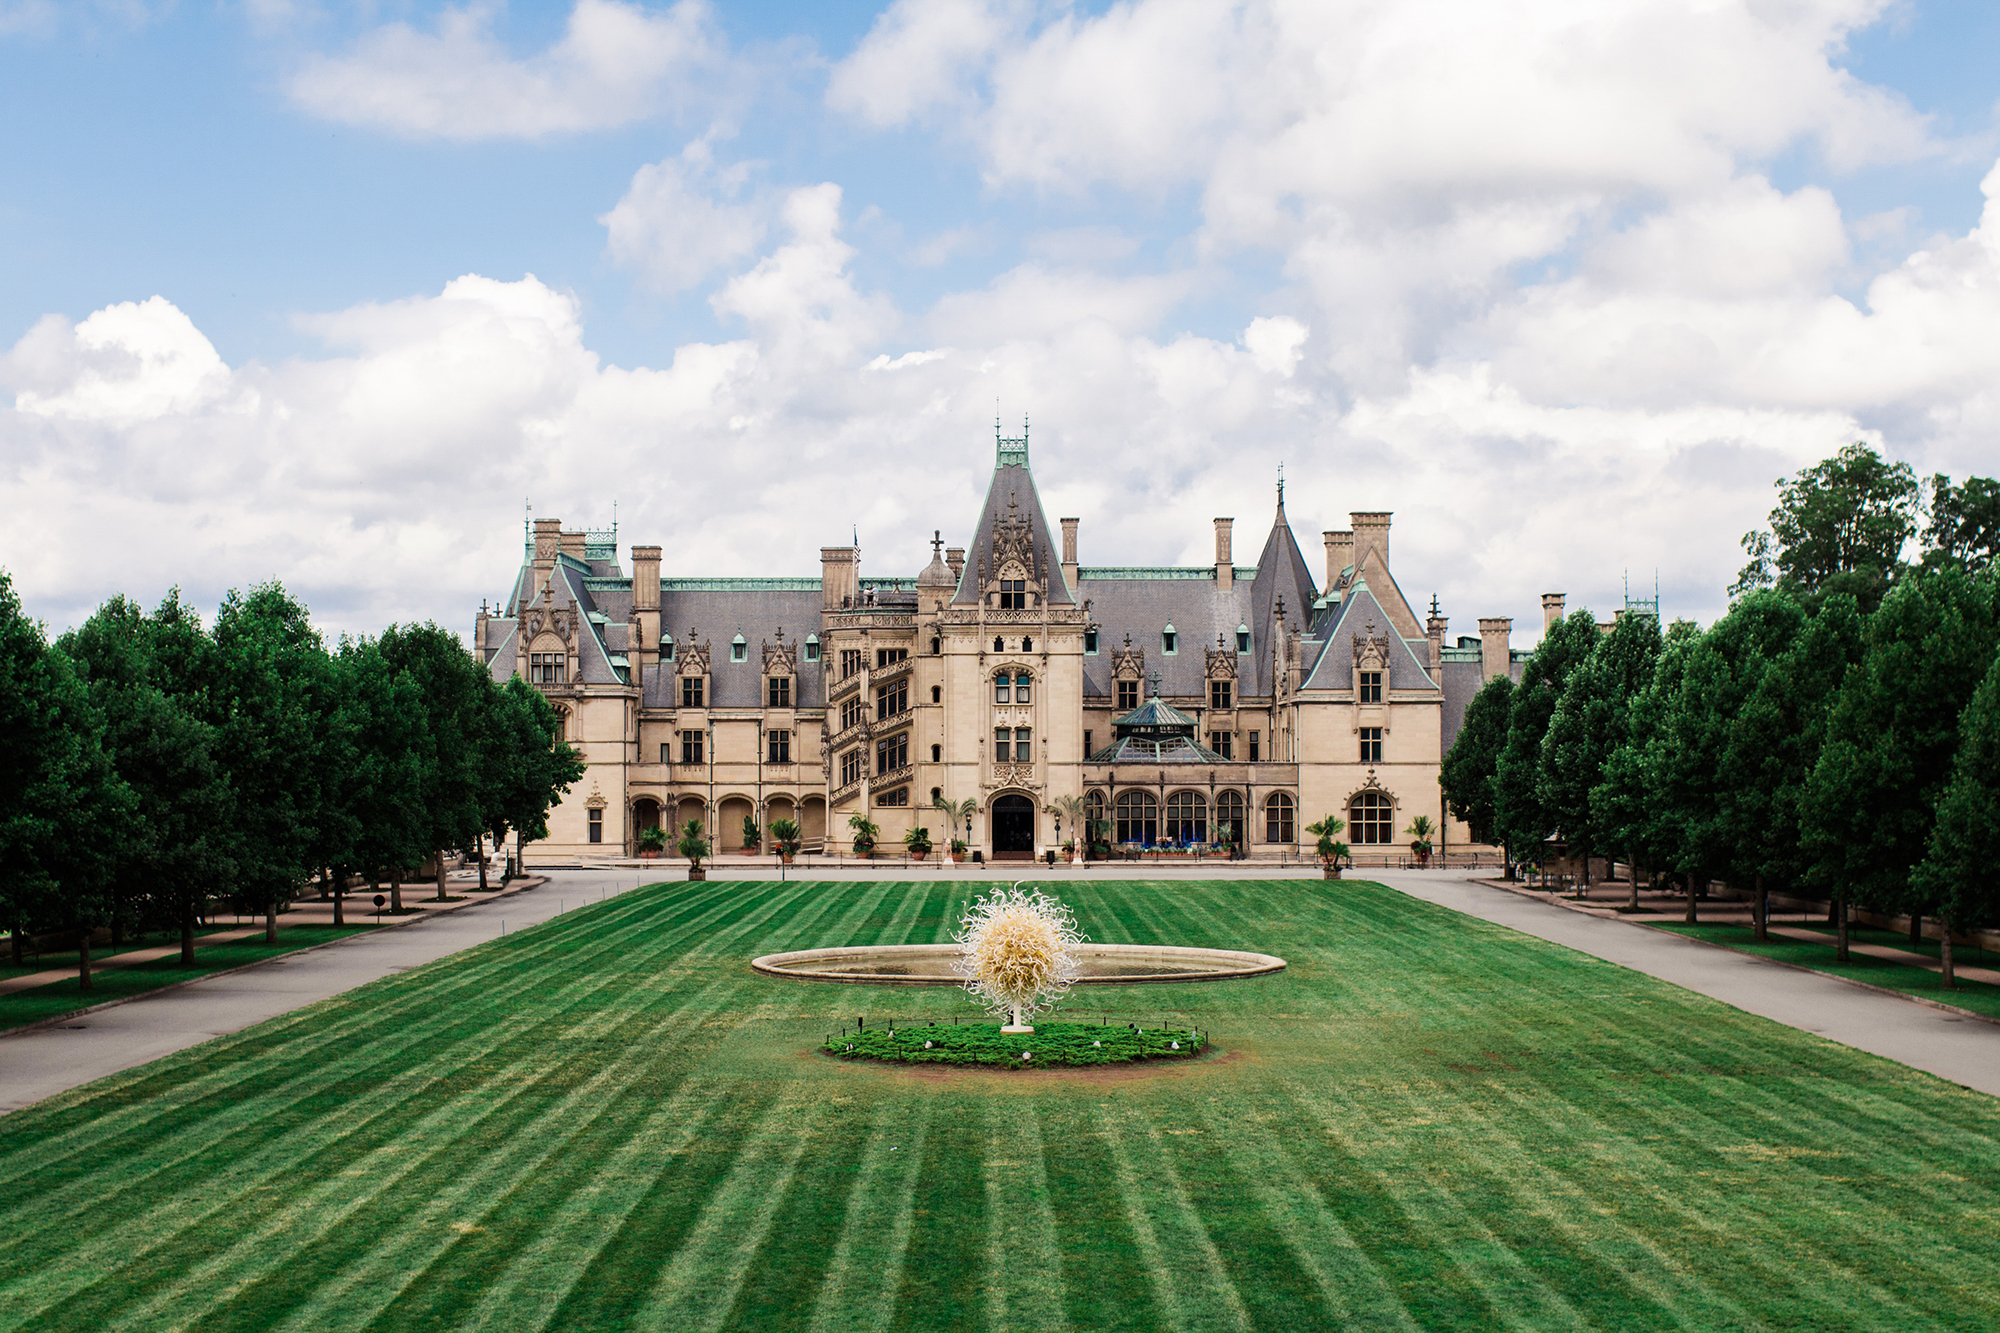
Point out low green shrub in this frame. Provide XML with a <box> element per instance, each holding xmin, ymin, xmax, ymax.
<box><xmin>822</xmin><ymin>1019</ymin><xmax>1205</xmax><ymax>1067</ymax></box>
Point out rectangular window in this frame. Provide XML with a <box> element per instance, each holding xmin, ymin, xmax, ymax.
<box><xmin>529</xmin><ymin>652</ymin><xmax>567</xmax><ymax>684</ymax></box>
<box><xmin>1359</xmin><ymin>670</ymin><xmax>1383</xmax><ymax>703</ymax></box>
<box><xmin>841</xmin><ymin>696</ymin><xmax>864</xmax><ymax>731</ymax></box>
<box><xmin>659</xmin><ymin>742</ymin><xmax>671</xmax><ymax>765</ymax></box>
<box><xmin>731</xmin><ymin>640</ymin><xmax>747</xmax><ymax>662</ymax></box>
<box><xmin>840</xmin><ymin>648</ymin><xmax>864</xmax><ymax>679</ymax></box>
<box><xmin>768</xmin><ymin>729</ymin><xmax>791</xmax><ymax>763</ymax></box>
<box><xmin>588</xmin><ymin>808</ymin><xmax>602</xmax><ymax>844</ymax></box>
<box><xmin>1210</xmin><ymin>679</ymin><xmax>1232</xmax><ymax>710</ymax></box>
<box><xmin>840</xmin><ymin>748</ymin><xmax>862</xmax><ymax>786</ymax></box>
<box><xmin>662</xmin><ymin>640</ymin><xmax>676</xmax><ymax>662</ymax></box>
<box><xmin>768</xmin><ymin>676</ymin><xmax>791</xmax><ymax>707</ymax></box>
<box><xmin>1117</xmin><ymin>679</ymin><xmax>1139</xmax><ymax>710</ymax></box>
<box><xmin>804</xmin><ymin>638</ymin><xmax>819</xmax><ymax>661</ymax></box>
<box><xmin>877</xmin><ymin>786</ymin><xmax>909</xmax><ymax>807</ymax></box>
<box><xmin>1360</xmin><ymin>727</ymin><xmax>1383</xmax><ymax>763</ymax></box>
<box><xmin>994</xmin><ymin>727</ymin><xmax>1010</xmax><ymax>759</ymax></box>
<box><xmin>876</xmin><ymin>732</ymin><xmax>908</xmax><ymax>774</ymax></box>
<box><xmin>876</xmin><ymin>648</ymin><xmax>908</xmax><ymax>668</ymax></box>
<box><xmin>994</xmin><ymin>674</ymin><xmax>1010</xmax><ymax>703</ymax></box>
<box><xmin>1237</xmin><ymin>629</ymin><xmax>1250</xmax><ymax>653</ymax></box>
<box><xmin>1013</xmin><ymin>728</ymin><xmax>1032</xmax><ymax>763</ymax></box>
<box><xmin>876</xmin><ymin>678</ymin><xmax>908</xmax><ymax>721</ymax></box>
<box><xmin>1209</xmin><ymin>731</ymin><xmax>1234</xmax><ymax>759</ymax></box>
<box><xmin>1084</xmin><ymin>629</ymin><xmax>1099</xmax><ymax>654</ymax></box>
<box><xmin>1249</xmin><ymin>731</ymin><xmax>1260</xmax><ymax>762</ymax></box>
<box><xmin>1015</xmin><ymin>674</ymin><xmax>1030</xmax><ymax>704</ymax></box>
<box><xmin>1162</xmin><ymin>629</ymin><xmax>1177</xmax><ymax>654</ymax></box>
<box><xmin>999</xmin><ymin>579</ymin><xmax>1026</xmax><ymax>610</ymax></box>
<box><xmin>1083</xmin><ymin>729</ymin><xmax>1093</xmax><ymax>758</ymax></box>
<box><xmin>681</xmin><ymin>676</ymin><xmax>703</xmax><ymax>708</ymax></box>
<box><xmin>679</xmin><ymin>730</ymin><xmax>705</xmax><ymax>764</ymax></box>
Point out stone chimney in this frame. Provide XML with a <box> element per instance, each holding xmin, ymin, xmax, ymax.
<box><xmin>821</xmin><ymin>547</ymin><xmax>859</xmax><ymax>610</ymax></box>
<box><xmin>630</xmin><ymin>545</ymin><xmax>662</xmax><ymax>677</ymax></box>
<box><xmin>1350</xmin><ymin>512</ymin><xmax>1392</xmax><ymax>576</ymax></box>
<box><xmin>533</xmin><ymin>518</ymin><xmax>561</xmax><ymax>581</ymax></box>
<box><xmin>558</xmin><ymin>528</ymin><xmax>587</xmax><ymax>565</ymax></box>
<box><xmin>1426</xmin><ymin>607</ymin><xmax>1448</xmax><ymax>671</ymax></box>
<box><xmin>1479</xmin><ymin>617</ymin><xmax>1513</xmax><ymax>683</ymax></box>
<box><xmin>1060</xmin><ymin>518</ymin><xmax>1079</xmax><ymax>590</ymax></box>
<box><xmin>1322</xmin><ymin>530</ymin><xmax>1353</xmax><ymax>588</ymax></box>
<box><xmin>1541</xmin><ymin>593</ymin><xmax>1566</xmax><ymax>632</ymax></box>
<box><xmin>946</xmin><ymin>546</ymin><xmax>965</xmax><ymax>585</ymax></box>
<box><xmin>1214</xmin><ymin>518</ymin><xmax>1234</xmax><ymax>590</ymax></box>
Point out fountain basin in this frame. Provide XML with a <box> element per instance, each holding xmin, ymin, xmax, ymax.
<box><xmin>751</xmin><ymin>942</ymin><xmax>1285</xmax><ymax>987</ymax></box>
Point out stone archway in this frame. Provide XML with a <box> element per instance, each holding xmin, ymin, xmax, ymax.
<box><xmin>719</xmin><ymin>796</ymin><xmax>755</xmax><ymax>853</ymax></box>
<box><xmin>990</xmin><ymin>793</ymin><xmax>1036</xmax><ymax>860</ymax></box>
<box><xmin>799</xmin><ymin>796</ymin><xmax>827</xmax><ymax>849</ymax></box>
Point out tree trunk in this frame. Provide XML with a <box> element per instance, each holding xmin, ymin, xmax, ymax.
<box><xmin>180</xmin><ymin>909</ymin><xmax>196</xmax><ymax>966</ymax></box>
<box><xmin>78</xmin><ymin>928</ymin><xmax>92</xmax><ymax>992</ymax></box>
<box><xmin>10</xmin><ymin>919</ymin><xmax>23</xmax><ymax>967</ymax></box>
<box><xmin>1910</xmin><ymin>912</ymin><xmax>1923</xmax><ymax>947</ymax></box>
<box><xmin>1940</xmin><ymin>923</ymin><xmax>1956</xmax><ymax>990</ymax></box>
<box><xmin>1628</xmin><ymin>856</ymin><xmax>1640</xmax><ymax>912</ymax></box>
<box><xmin>265</xmin><ymin>899</ymin><xmax>277</xmax><ymax>944</ymax></box>
<box><xmin>435</xmin><ymin>849</ymin><xmax>448</xmax><ymax>902</ymax></box>
<box><xmin>1684</xmin><ymin>872</ymin><xmax>1698</xmax><ymax>923</ymax></box>
<box><xmin>111</xmin><ymin>887</ymin><xmax>124</xmax><ymax>947</ymax></box>
<box><xmin>1835</xmin><ymin>896</ymin><xmax>1849</xmax><ymax>962</ymax></box>
<box><xmin>1753</xmin><ymin>874</ymin><xmax>1767</xmax><ymax>942</ymax></box>
<box><xmin>478</xmin><ymin>839</ymin><xmax>489</xmax><ymax>891</ymax></box>
<box><xmin>390</xmin><ymin>868</ymin><xmax>404</xmax><ymax>914</ymax></box>
<box><xmin>1580</xmin><ymin>853</ymin><xmax>1591</xmax><ymax>899</ymax></box>
<box><xmin>332</xmin><ymin>883</ymin><xmax>344</xmax><ymax>927</ymax></box>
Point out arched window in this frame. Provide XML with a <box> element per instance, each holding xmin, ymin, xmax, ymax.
<box><xmin>1264</xmin><ymin>793</ymin><xmax>1295</xmax><ymax>843</ymax></box>
<box><xmin>1165</xmin><ymin>791</ymin><xmax>1207</xmax><ymax>845</ymax></box>
<box><xmin>931</xmin><ymin>637</ymin><xmax>942</xmax><ymax>655</ymax></box>
<box><xmin>1115</xmin><ymin>790</ymin><xmax>1158</xmax><ymax>846</ymax></box>
<box><xmin>1350</xmin><ymin>790</ymin><xmax>1394</xmax><ymax>844</ymax></box>
<box><xmin>994</xmin><ymin>636</ymin><xmax>1005</xmax><ymax>653</ymax></box>
<box><xmin>931</xmin><ymin>685</ymin><xmax>941</xmax><ymax>703</ymax></box>
<box><xmin>1085</xmin><ymin>789</ymin><xmax>1106</xmax><ymax>837</ymax></box>
<box><xmin>930</xmin><ymin>743</ymin><xmax>941</xmax><ymax>762</ymax></box>
<box><xmin>1215</xmin><ymin>790</ymin><xmax>1245</xmax><ymax>845</ymax></box>
<box><xmin>1022</xmin><ymin>636</ymin><xmax>1033</xmax><ymax>652</ymax></box>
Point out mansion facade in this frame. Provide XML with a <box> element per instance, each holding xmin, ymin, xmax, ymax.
<box><xmin>476</xmin><ymin>428</ymin><xmax>1544</xmax><ymax>862</ymax></box>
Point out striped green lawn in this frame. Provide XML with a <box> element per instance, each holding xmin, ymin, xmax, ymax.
<box><xmin>3</xmin><ymin>878</ymin><xmax>1997</xmax><ymax>1332</ymax></box>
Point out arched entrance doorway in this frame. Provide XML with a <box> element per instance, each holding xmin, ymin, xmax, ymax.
<box><xmin>990</xmin><ymin>794</ymin><xmax>1035</xmax><ymax>861</ymax></box>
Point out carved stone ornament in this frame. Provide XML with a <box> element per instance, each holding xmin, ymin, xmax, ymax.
<box><xmin>762</xmin><ymin>627</ymin><xmax>799</xmax><ymax>676</ymax></box>
<box><xmin>1353</xmin><ymin>620</ymin><xmax>1391</xmax><ymax>671</ymax></box>
<box><xmin>983</xmin><ymin>765</ymin><xmax>1042</xmax><ymax>791</ymax></box>
<box><xmin>679</xmin><ymin>630</ymin><xmax>711</xmax><ymax>676</ymax></box>
<box><xmin>585</xmin><ymin>786</ymin><xmax>607</xmax><ymax>810</ymax></box>
<box><xmin>1205</xmin><ymin>635</ymin><xmax>1238</xmax><ymax>680</ymax></box>
<box><xmin>1111</xmin><ymin>633</ymin><xmax>1145</xmax><ymax>680</ymax></box>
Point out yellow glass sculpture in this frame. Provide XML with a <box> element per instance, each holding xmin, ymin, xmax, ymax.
<box><xmin>953</xmin><ymin>885</ymin><xmax>1085</xmax><ymax>1033</ymax></box>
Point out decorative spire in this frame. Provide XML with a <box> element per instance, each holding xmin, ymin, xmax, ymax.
<box><xmin>1276</xmin><ymin>462</ymin><xmax>1285</xmax><ymax>515</ymax></box>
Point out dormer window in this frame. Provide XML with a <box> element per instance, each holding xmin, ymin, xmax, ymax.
<box><xmin>1000</xmin><ymin>579</ymin><xmax>1026</xmax><ymax>610</ymax></box>
<box><xmin>1162</xmin><ymin>623</ymin><xmax>1178</xmax><ymax>654</ymax></box>
<box><xmin>681</xmin><ymin>675</ymin><xmax>704</xmax><ymax>708</ymax></box>
<box><xmin>730</xmin><ymin>632</ymin><xmax>747</xmax><ymax>663</ymax></box>
<box><xmin>529</xmin><ymin>651</ymin><xmax>566</xmax><ymax>684</ymax></box>
<box><xmin>804</xmin><ymin>633</ymin><xmax>819</xmax><ymax>662</ymax></box>
<box><xmin>1117</xmin><ymin>679</ymin><xmax>1140</xmax><ymax>710</ymax></box>
<box><xmin>1236</xmin><ymin>624</ymin><xmax>1250</xmax><ymax>654</ymax></box>
<box><xmin>1359</xmin><ymin>670</ymin><xmax>1383</xmax><ymax>703</ymax></box>
<box><xmin>1084</xmin><ymin>628</ymin><xmax>1099</xmax><ymax>654</ymax></box>
<box><xmin>661</xmin><ymin>633</ymin><xmax>675</xmax><ymax>662</ymax></box>
<box><xmin>767</xmin><ymin>676</ymin><xmax>792</xmax><ymax>707</ymax></box>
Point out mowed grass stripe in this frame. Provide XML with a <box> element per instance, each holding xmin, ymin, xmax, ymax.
<box><xmin>886</xmin><ymin>1100</ymin><xmax>989</xmax><ymax>1332</ymax></box>
<box><xmin>805</xmin><ymin>1098</ymin><xmax>934</xmax><ymax>1333</ymax></box>
<box><xmin>1097</xmin><ymin>1106</ymin><xmax>1254</xmax><ymax>1333</ymax></box>
<box><xmin>979</xmin><ymin>1099</ymin><xmax>1071</xmax><ymax>1333</ymax></box>
<box><xmin>1039</xmin><ymin>1104</ymin><xmax>1164</xmax><ymax>1333</ymax></box>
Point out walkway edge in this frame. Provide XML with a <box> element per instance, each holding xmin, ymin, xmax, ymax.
<box><xmin>1627</xmin><ymin>920</ymin><xmax>2000</xmax><ymax>1030</ymax></box>
<box><xmin>0</xmin><ymin>876</ymin><xmax>548</xmax><ymax>1041</ymax></box>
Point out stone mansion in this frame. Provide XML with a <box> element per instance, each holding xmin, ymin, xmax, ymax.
<box><xmin>475</xmin><ymin>427</ymin><xmax>1548</xmax><ymax>862</ymax></box>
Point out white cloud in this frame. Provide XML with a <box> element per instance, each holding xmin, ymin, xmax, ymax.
<box><xmin>709</xmin><ymin>184</ymin><xmax>898</xmax><ymax>367</ymax></box>
<box><xmin>1243</xmin><ymin>316</ymin><xmax>1306</xmax><ymax>378</ymax></box>
<box><xmin>825</xmin><ymin>0</ymin><xmax>1023</xmax><ymax>127</ymax></box>
<box><xmin>8</xmin><ymin>297</ymin><xmax>237</xmax><ymax>420</ymax></box>
<box><xmin>601</xmin><ymin>140</ymin><xmax>764</xmax><ymax>292</ymax></box>
<box><xmin>288</xmin><ymin>0</ymin><xmax>720</xmax><ymax>139</ymax></box>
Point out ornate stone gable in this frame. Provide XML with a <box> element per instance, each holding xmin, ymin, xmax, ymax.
<box><xmin>678</xmin><ymin>630</ymin><xmax>712</xmax><ymax>676</ymax></box>
<box><xmin>990</xmin><ymin>493</ymin><xmax>1040</xmax><ymax>582</ymax></box>
<box><xmin>761</xmin><ymin>627</ymin><xmax>799</xmax><ymax>675</ymax></box>
<box><xmin>1353</xmin><ymin>620</ymin><xmax>1391</xmax><ymax>671</ymax></box>
<box><xmin>1204</xmin><ymin>635</ymin><xmax>1238</xmax><ymax>680</ymax></box>
<box><xmin>1111</xmin><ymin>633</ymin><xmax>1145</xmax><ymax>680</ymax></box>
<box><xmin>524</xmin><ymin>602</ymin><xmax>574</xmax><ymax>645</ymax></box>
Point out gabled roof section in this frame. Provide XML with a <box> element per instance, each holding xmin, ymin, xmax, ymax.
<box><xmin>951</xmin><ymin>424</ymin><xmax>1076</xmax><ymax>606</ymax></box>
<box><xmin>1300</xmin><ymin>582</ymin><xmax>1439</xmax><ymax>692</ymax></box>
<box><xmin>1248</xmin><ymin>485</ymin><xmax>1317</xmax><ymax>642</ymax></box>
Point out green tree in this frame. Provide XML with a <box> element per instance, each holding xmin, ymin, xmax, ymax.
<box><xmin>480</xmin><ymin>677</ymin><xmax>584</xmax><ymax>861</ymax></box>
<box><xmin>1802</xmin><ymin>565</ymin><xmax>2000</xmax><ymax>957</ymax></box>
<box><xmin>1538</xmin><ymin>610</ymin><xmax>1663</xmax><ymax>889</ymax></box>
<box><xmin>1922</xmin><ymin>472</ymin><xmax>2000</xmax><ymax>574</ymax></box>
<box><xmin>1733</xmin><ymin>441</ymin><xmax>1920</xmax><ymax>611</ymax></box>
<box><xmin>1911</xmin><ymin>655</ymin><xmax>2000</xmax><ymax>987</ymax></box>
<box><xmin>1718</xmin><ymin>594</ymin><xmax>1864</xmax><ymax>937</ymax></box>
<box><xmin>0</xmin><ymin>573</ymin><xmax>126</xmax><ymax>981</ymax></box>
<box><xmin>62</xmin><ymin>593</ymin><xmax>238</xmax><ymax>965</ymax></box>
<box><xmin>337</xmin><ymin>638</ymin><xmax>430</xmax><ymax>914</ymax></box>
<box><xmin>1593</xmin><ymin>620</ymin><xmax>1703</xmax><ymax>907</ymax></box>
<box><xmin>1442</xmin><ymin>675</ymin><xmax>1512</xmax><ymax>847</ymax></box>
<box><xmin>1492</xmin><ymin>609</ymin><xmax>1600</xmax><ymax>863</ymax></box>
<box><xmin>380</xmin><ymin>624</ymin><xmax>491</xmax><ymax>901</ymax></box>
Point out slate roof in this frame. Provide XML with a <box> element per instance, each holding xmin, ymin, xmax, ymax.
<box><xmin>1298</xmin><ymin>581</ymin><xmax>1439</xmax><ymax>694</ymax></box>
<box><xmin>951</xmin><ymin>451</ymin><xmax>1076</xmax><ymax>606</ymax></box>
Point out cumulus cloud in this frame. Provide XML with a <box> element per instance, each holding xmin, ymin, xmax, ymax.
<box><xmin>601</xmin><ymin>140</ymin><xmax>764</xmax><ymax>292</ymax></box>
<box><xmin>288</xmin><ymin>0</ymin><xmax>720</xmax><ymax>139</ymax></box>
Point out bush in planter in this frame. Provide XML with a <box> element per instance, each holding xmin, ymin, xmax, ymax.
<box><xmin>1305</xmin><ymin>815</ymin><xmax>1349</xmax><ymax>876</ymax></box>
<box><xmin>948</xmin><ymin>837</ymin><xmax>968</xmax><ymax>861</ymax></box>
<box><xmin>636</xmin><ymin>825</ymin><xmax>668</xmax><ymax>856</ymax></box>
<box><xmin>768</xmin><ymin>817</ymin><xmax>802</xmax><ymax>860</ymax></box>
<box><xmin>903</xmin><ymin>825</ymin><xmax>932</xmax><ymax>858</ymax></box>
<box><xmin>676</xmin><ymin>819</ymin><xmax>711</xmax><ymax>879</ymax></box>
<box><xmin>741</xmin><ymin>814</ymin><xmax>761</xmax><ymax>853</ymax></box>
<box><xmin>847</xmin><ymin>812</ymin><xmax>880</xmax><ymax>857</ymax></box>
<box><xmin>1404</xmin><ymin>814</ymin><xmax>1436</xmax><ymax>865</ymax></box>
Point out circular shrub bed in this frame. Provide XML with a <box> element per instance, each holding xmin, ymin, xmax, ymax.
<box><xmin>822</xmin><ymin>1020</ymin><xmax>1207</xmax><ymax>1068</ymax></box>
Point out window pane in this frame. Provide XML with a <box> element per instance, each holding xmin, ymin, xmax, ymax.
<box><xmin>1016</xmin><ymin>676</ymin><xmax>1030</xmax><ymax>703</ymax></box>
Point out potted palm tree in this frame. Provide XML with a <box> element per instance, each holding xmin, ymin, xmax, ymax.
<box><xmin>768</xmin><ymin>817</ymin><xmax>802</xmax><ymax>864</ymax></box>
<box><xmin>1405</xmin><ymin>814</ymin><xmax>1436</xmax><ymax>868</ymax></box>
<box><xmin>1305</xmin><ymin>815</ymin><xmax>1350</xmax><ymax>879</ymax></box>
<box><xmin>676</xmin><ymin>818</ymin><xmax>711</xmax><ymax>881</ymax></box>
<box><xmin>741</xmin><ymin>815</ymin><xmax>761</xmax><ymax>856</ymax></box>
<box><xmin>948</xmin><ymin>836</ymin><xmax>968</xmax><ymax>863</ymax></box>
<box><xmin>848</xmin><ymin>812</ymin><xmax>880</xmax><ymax>859</ymax></box>
<box><xmin>636</xmin><ymin>825</ymin><xmax>667</xmax><ymax>859</ymax></box>
<box><xmin>933</xmin><ymin>795</ymin><xmax>977</xmax><ymax>862</ymax></box>
<box><xmin>1046</xmin><ymin>794</ymin><xmax>1086</xmax><ymax>863</ymax></box>
<box><xmin>903</xmin><ymin>825</ymin><xmax>932</xmax><ymax>860</ymax></box>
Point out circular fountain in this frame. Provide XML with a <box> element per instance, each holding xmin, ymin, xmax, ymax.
<box><xmin>751</xmin><ymin>941</ymin><xmax>1285</xmax><ymax>987</ymax></box>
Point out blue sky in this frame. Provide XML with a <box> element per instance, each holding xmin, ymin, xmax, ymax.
<box><xmin>3</xmin><ymin>0</ymin><xmax>1999</xmax><ymax>641</ymax></box>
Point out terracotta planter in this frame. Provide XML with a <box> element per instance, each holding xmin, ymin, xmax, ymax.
<box><xmin>638</xmin><ymin>849</ymin><xmax>662</xmax><ymax>859</ymax></box>
<box><xmin>907</xmin><ymin>847</ymin><xmax>931</xmax><ymax>860</ymax></box>
<box><xmin>688</xmin><ymin>868</ymin><xmax>707</xmax><ymax>881</ymax></box>
<box><xmin>854</xmin><ymin>847</ymin><xmax>874</xmax><ymax>860</ymax></box>
<box><xmin>1323</xmin><ymin>867</ymin><xmax>1342</xmax><ymax>879</ymax></box>
<box><xmin>950</xmin><ymin>852</ymin><xmax>965</xmax><ymax>864</ymax></box>
<box><xmin>781</xmin><ymin>852</ymin><xmax>795</xmax><ymax>865</ymax></box>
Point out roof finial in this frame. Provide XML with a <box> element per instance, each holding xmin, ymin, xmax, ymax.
<box><xmin>1147</xmin><ymin>670</ymin><xmax>1162</xmax><ymax>697</ymax></box>
<box><xmin>1276</xmin><ymin>462</ymin><xmax>1285</xmax><ymax>513</ymax></box>
<box><xmin>932</xmin><ymin>529</ymin><xmax>943</xmax><ymax>557</ymax></box>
